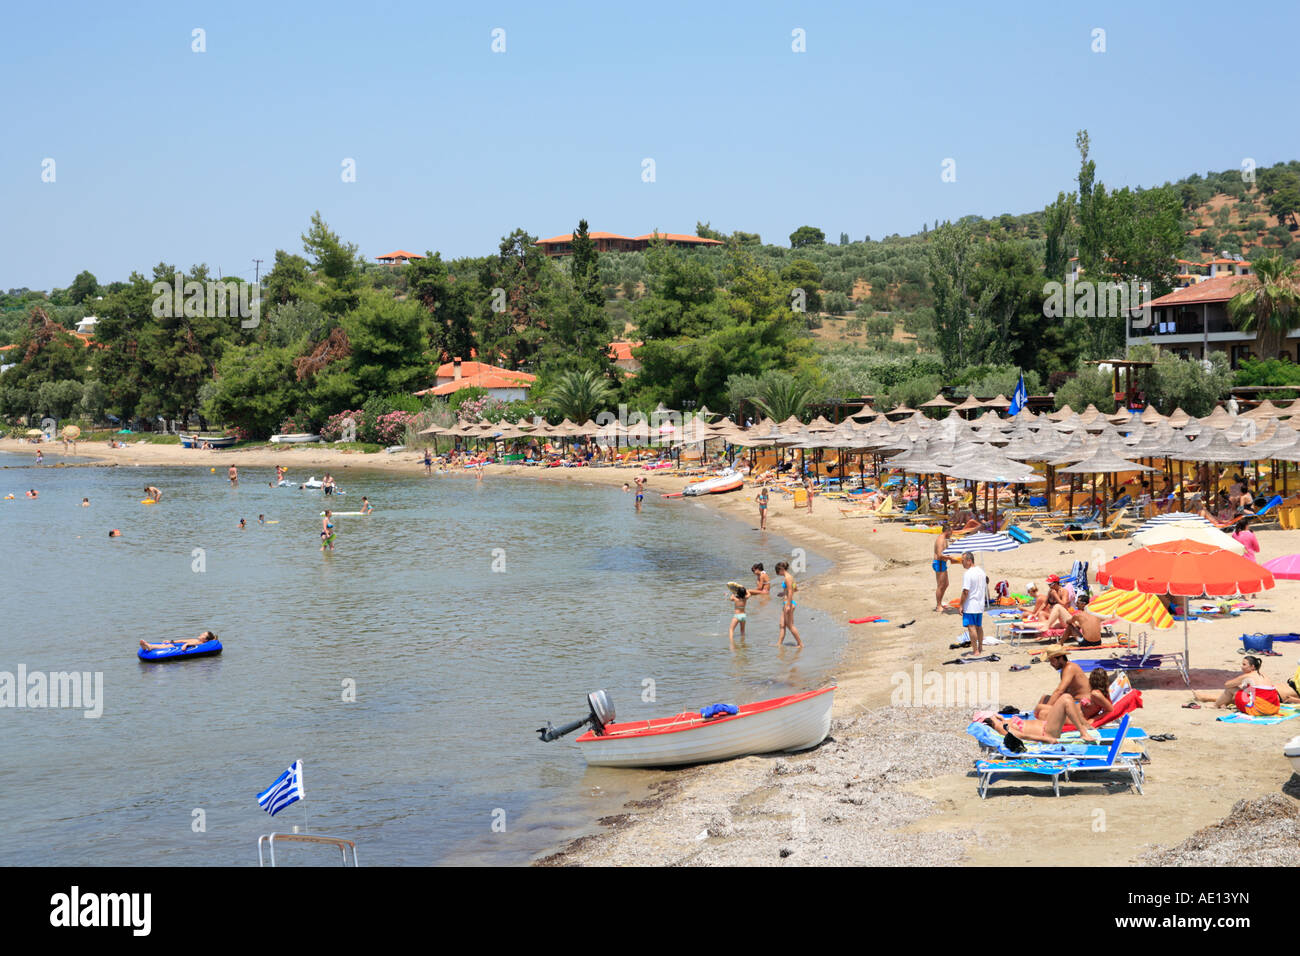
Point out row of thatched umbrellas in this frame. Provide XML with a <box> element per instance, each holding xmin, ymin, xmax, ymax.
<box><xmin>429</xmin><ymin>396</ymin><xmax>1300</xmax><ymax>529</ymax></box>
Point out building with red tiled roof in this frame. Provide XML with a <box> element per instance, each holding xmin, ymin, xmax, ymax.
<box><xmin>376</xmin><ymin>250</ymin><xmax>425</xmax><ymax>265</ymax></box>
<box><xmin>1128</xmin><ymin>273</ymin><xmax>1288</xmax><ymax>366</ymax></box>
<box><xmin>415</xmin><ymin>357</ymin><xmax>537</xmax><ymax>400</ymax></box>
<box><xmin>535</xmin><ymin>231</ymin><xmax>723</xmax><ymax>257</ymax></box>
<box><xmin>608</xmin><ymin>340</ymin><xmax>642</xmax><ymax>374</ymax></box>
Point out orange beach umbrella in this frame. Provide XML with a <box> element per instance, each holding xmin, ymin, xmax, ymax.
<box><xmin>1096</xmin><ymin>539</ymin><xmax>1274</xmax><ymax>674</ymax></box>
<box><xmin>1095</xmin><ymin>539</ymin><xmax>1274</xmax><ymax>597</ymax></box>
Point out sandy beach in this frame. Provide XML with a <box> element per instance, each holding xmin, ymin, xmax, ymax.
<box><xmin>11</xmin><ymin>435</ymin><xmax>1300</xmax><ymax>865</ymax></box>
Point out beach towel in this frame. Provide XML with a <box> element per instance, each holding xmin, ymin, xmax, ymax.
<box><xmin>943</xmin><ymin>654</ymin><xmax>1001</xmax><ymax>665</ymax></box>
<box><xmin>966</xmin><ymin>721</ymin><xmax>1004</xmax><ymax>749</ymax></box>
<box><xmin>1215</xmin><ymin>706</ymin><xmax>1299</xmax><ymax>726</ymax></box>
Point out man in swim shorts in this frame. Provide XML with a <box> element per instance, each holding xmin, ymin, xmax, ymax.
<box><xmin>634</xmin><ymin>475</ymin><xmax>645</xmax><ymax>512</ymax></box>
<box><xmin>933</xmin><ymin>524</ymin><xmax>952</xmax><ymax>612</ymax></box>
<box><xmin>959</xmin><ymin>552</ymin><xmax>986</xmax><ymax>654</ymax></box>
<box><xmin>1063</xmin><ymin>595</ymin><xmax>1103</xmax><ymax>646</ymax></box>
<box><xmin>228</xmin><ymin>465</ymin><xmax>238</xmax><ymax>485</ymax></box>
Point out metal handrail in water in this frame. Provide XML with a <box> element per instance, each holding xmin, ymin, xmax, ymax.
<box><xmin>258</xmin><ymin>831</ymin><xmax>359</xmax><ymax>867</ymax></box>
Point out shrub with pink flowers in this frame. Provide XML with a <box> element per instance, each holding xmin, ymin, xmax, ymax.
<box><xmin>321</xmin><ymin>409</ymin><xmax>364</xmax><ymax>442</ymax></box>
<box><xmin>372</xmin><ymin>410</ymin><xmax>414</xmax><ymax>445</ymax></box>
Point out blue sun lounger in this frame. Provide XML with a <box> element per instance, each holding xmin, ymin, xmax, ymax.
<box><xmin>974</xmin><ymin>715</ymin><xmax>1145</xmax><ymax>798</ymax></box>
<box><xmin>1073</xmin><ymin>639</ymin><xmax>1189</xmax><ymax>686</ymax></box>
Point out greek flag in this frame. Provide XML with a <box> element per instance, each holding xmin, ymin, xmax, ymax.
<box><xmin>1008</xmin><ymin>373</ymin><xmax>1028</xmax><ymax>416</ymax></box>
<box><xmin>257</xmin><ymin>760</ymin><xmax>305</xmax><ymax>816</ymax></box>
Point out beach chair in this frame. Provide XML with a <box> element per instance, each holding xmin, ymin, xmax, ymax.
<box><xmin>792</xmin><ymin>487</ymin><xmax>811</xmax><ymax>510</ymax></box>
<box><xmin>1060</xmin><ymin>509</ymin><xmax>1126</xmax><ymax>540</ymax></box>
<box><xmin>1073</xmin><ymin>638</ymin><xmax>1189</xmax><ymax>686</ymax></box>
<box><xmin>1249</xmin><ymin>494</ymin><xmax>1284</xmax><ymax>528</ymax></box>
<box><xmin>967</xmin><ymin>718</ymin><xmax>1146</xmax><ymax>763</ymax></box>
<box><xmin>974</xmin><ymin>715</ymin><xmax>1144</xmax><ymax>798</ymax></box>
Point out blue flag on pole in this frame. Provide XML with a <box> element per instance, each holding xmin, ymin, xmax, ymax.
<box><xmin>257</xmin><ymin>760</ymin><xmax>305</xmax><ymax>816</ymax></box>
<box><xmin>1009</xmin><ymin>373</ymin><xmax>1027</xmax><ymax>416</ymax></box>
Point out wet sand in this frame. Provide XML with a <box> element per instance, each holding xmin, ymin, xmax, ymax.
<box><xmin>11</xmin><ymin>436</ymin><xmax>1300</xmax><ymax>865</ymax></box>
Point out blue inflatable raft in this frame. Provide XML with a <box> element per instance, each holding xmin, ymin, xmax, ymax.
<box><xmin>137</xmin><ymin>639</ymin><xmax>223</xmax><ymax>662</ymax></box>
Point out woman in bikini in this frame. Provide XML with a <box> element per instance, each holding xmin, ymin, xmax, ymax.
<box><xmin>727</xmin><ymin>583</ymin><xmax>748</xmax><ymax>650</ymax></box>
<box><xmin>756</xmin><ymin>486</ymin><xmax>769</xmax><ymax>530</ymax></box>
<box><xmin>973</xmin><ymin>698</ymin><xmax>1100</xmax><ymax>745</ymax></box>
<box><xmin>1079</xmin><ymin>669</ymin><xmax>1113</xmax><ymax>721</ymax></box>
<box><xmin>1194</xmin><ymin>655</ymin><xmax>1298</xmax><ymax>713</ymax></box>
<box><xmin>774</xmin><ymin>560</ymin><xmax>803</xmax><ymax>648</ymax></box>
<box><xmin>750</xmin><ymin>563</ymin><xmax>771</xmax><ymax>595</ymax></box>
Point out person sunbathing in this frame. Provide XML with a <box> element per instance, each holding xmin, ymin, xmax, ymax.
<box><xmin>1193</xmin><ymin>656</ymin><xmax>1299</xmax><ymax>713</ymax></box>
<box><xmin>953</xmin><ymin>509</ymin><xmax>982</xmax><ymax>534</ymax></box>
<box><xmin>974</xmin><ymin>699</ymin><xmax>1100</xmax><ymax>745</ymax></box>
<box><xmin>140</xmin><ymin>630</ymin><xmax>218</xmax><ymax>652</ymax></box>
<box><xmin>1033</xmin><ymin>645</ymin><xmax>1092</xmax><ymax>720</ymax></box>
<box><xmin>1063</xmin><ymin>596</ymin><xmax>1103</xmax><ymax>646</ymax></box>
<box><xmin>1023</xmin><ymin>582</ymin><xmax>1050</xmax><ymax>622</ymax></box>
<box><xmin>1079</xmin><ymin>669</ymin><xmax>1113</xmax><ymax>721</ymax></box>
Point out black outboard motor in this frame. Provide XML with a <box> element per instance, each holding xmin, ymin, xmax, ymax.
<box><xmin>537</xmin><ymin>691</ymin><xmax>615</xmax><ymax>742</ymax></box>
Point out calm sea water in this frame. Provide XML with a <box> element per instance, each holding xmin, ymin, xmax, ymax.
<box><xmin>0</xmin><ymin>452</ymin><xmax>842</xmax><ymax>865</ymax></box>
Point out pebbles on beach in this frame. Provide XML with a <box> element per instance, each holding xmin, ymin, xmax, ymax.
<box><xmin>543</xmin><ymin>707</ymin><xmax>976</xmax><ymax>866</ymax></box>
<box><xmin>1141</xmin><ymin>791</ymin><xmax>1300</xmax><ymax>866</ymax></box>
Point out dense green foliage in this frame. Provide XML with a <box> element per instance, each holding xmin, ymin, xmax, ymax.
<box><xmin>4</xmin><ymin>144</ymin><xmax>1297</xmax><ymax>433</ymax></box>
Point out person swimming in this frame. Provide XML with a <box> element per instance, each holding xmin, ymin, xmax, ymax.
<box><xmin>258</xmin><ymin>514</ymin><xmax>265</xmax><ymax>524</ymax></box>
<box><xmin>81</xmin><ymin>498</ymin><xmax>89</xmax><ymax>507</ymax></box>
<box><xmin>238</xmin><ymin>518</ymin><xmax>246</xmax><ymax>530</ymax></box>
<box><xmin>25</xmin><ymin>489</ymin><xmax>38</xmax><ymax>498</ymax></box>
<box><xmin>108</xmin><ymin>529</ymin><xmax>121</xmax><ymax>537</ymax></box>
<box><xmin>360</xmin><ymin>497</ymin><xmax>373</xmax><ymax>514</ymax></box>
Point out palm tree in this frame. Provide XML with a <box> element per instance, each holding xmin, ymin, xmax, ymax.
<box><xmin>1228</xmin><ymin>255</ymin><xmax>1300</xmax><ymax>361</ymax></box>
<box><xmin>540</xmin><ymin>368</ymin><xmax>617</xmax><ymax>423</ymax></box>
<box><xmin>751</xmin><ymin>372</ymin><xmax>816</xmax><ymax>423</ymax></box>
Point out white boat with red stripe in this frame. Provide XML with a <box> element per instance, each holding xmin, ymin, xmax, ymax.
<box><xmin>538</xmin><ymin>686</ymin><xmax>834</xmax><ymax>769</ymax></box>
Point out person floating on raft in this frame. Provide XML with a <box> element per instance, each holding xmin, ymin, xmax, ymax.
<box><xmin>140</xmin><ymin>630</ymin><xmax>217</xmax><ymax>652</ymax></box>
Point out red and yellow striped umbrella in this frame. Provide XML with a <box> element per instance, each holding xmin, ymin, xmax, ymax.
<box><xmin>1088</xmin><ymin>587</ymin><xmax>1174</xmax><ymax>630</ymax></box>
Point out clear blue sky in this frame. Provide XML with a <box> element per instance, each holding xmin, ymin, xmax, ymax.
<box><xmin>3</xmin><ymin>0</ymin><xmax>1297</xmax><ymax>291</ymax></box>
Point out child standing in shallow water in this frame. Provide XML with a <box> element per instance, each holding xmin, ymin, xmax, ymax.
<box><xmin>727</xmin><ymin>583</ymin><xmax>748</xmax><ymax>650</ymax></box>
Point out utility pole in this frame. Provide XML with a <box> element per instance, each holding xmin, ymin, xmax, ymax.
<box><xmin>253</xmin><ymin>258</ymin><xmax>263</xmax><ymax>286</ymax></box>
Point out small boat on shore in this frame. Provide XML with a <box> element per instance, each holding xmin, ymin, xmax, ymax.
<box><xmin>270</xmin><ymin>433</ymin><xmax>322</xmax><ymax>444</ymax></box>
<box><xmin>538</xmin><ymin>686</ymin><xmax>834</xmax><ymax>768</ymax></box>
<box><xmin>682</xmin><ymin>468</ymin><xmax>743</xmax><ymax>496</ymax></box>
<box><xmin>181</xmin><ymin>434</ymin><xmax>236</xmax><ymax>449</ymax></box>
